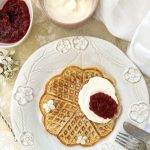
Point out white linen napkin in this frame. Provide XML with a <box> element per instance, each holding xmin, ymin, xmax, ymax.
<box><xmin>145</xmin><ymin>121</ymin><xmax>150</xmax><ymax>133</ymax></box>
<box><xmin>95</xmin><ymin>0</ymin><xmax>150</xmax><ymax>41</ymax></box>
<box><xmin>127</xmin><ymin>11</ymin><xmax>150</xmax><ymax>77</ymax></box>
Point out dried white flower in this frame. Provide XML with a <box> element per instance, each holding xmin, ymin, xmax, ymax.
<box><xmin>5</xmin><ymin>57</ymin><xmax>12</xmax><ymax>62</ymax></box>
<box><xmin>0</xmin><ymin>49</ymin><xmax>8</xmax><ymax>56</ymax></box>
<box><xmin>43</xmin><ymin>100</ymin><xmax>55</xmax><ymax>113</ymax></box>
<box><xmin>9</xmin><ymin>50</ymin><xmax>15</xmax><ymax>55</ymax></box>
<box><xmin>4</xmin><ymin>71</ymin><xmax>9</xmax><ymax>77</ymax></box>
<box><xmin>0</xmin><ymin>49</ymin><xmax>19</xmax><ymax>79</ymax></box>
<box><xmin>76</xmin><ymin>135</ymin><xmax>87</xmax><ymax>145</ymax></box>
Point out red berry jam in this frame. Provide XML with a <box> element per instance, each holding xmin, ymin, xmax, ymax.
<box><xmin>90</xmin><ymin>92</ymin><xmax>118</xmax><ymax>119</ymax></box>
<box><xmin>0</xmin><ymin>0</ymin><xmax>30</xmax><ymax>43</ymax></box>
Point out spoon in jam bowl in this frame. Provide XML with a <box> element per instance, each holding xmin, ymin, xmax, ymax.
<box><xmin>0</xmin><ymin>0</ymin><xmax>33</xmax><ymax>48</ymax></box>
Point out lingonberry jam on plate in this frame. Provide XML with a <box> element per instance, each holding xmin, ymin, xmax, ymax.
<box><xmin>90</xmin><ymin>92</ymin><xmax>118</xmax><ymax>119</ymax></box>
<box><xmin>0</xmin><ymin>0</ymin><xmax>30</xmax><ymax>43</ymax></box>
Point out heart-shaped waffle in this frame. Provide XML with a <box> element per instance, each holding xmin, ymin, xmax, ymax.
<box><xmin>39</xmin><ymin>66</ymin><xmax>121</xmax><ymax>146</ymax></box>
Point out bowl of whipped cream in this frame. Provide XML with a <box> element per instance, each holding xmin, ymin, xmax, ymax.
<box><xmin>39</xmin><ymin>0</ymin><xmax>99</xmax><ymax>28</ymax></box>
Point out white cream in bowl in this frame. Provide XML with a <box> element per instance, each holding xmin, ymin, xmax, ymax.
<box><xmin>43</xmin><ymin>0</ymin><xmax>98</xmax><ymax>26</ymax></box>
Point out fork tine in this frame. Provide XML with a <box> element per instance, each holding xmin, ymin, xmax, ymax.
<box><xmin>115</xmin><ymin>138</ymin><xmax>126</xmax><ymax>148</ymax></box>
<box><xmin>116</xmin><ymin>137</ymin><xmax>127</xmax><ymax>145</ymax></box>
<box><xmin>119</xmin><ymin>132</ymin><xmax>129</xmax><ymax>137</ymax></box>
<box><xmin>118</xmin><ymin>132</ymin><xmax>139</xmax><ymax>145</ymax></box>
<box><xmin>117</xmin><ymin>134</ymin><xmax>130</xmax><ymax>142</ymax></box>
<box><xmin>115</xmin><ymin>137</ymin><xmax>134</xmax><ymax>150</ymax></box>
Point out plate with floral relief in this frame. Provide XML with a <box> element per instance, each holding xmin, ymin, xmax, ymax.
<box><xmin>11</xmin><ymin>36</ymin><xmax>149</xmax><ymax>150</ymax></box>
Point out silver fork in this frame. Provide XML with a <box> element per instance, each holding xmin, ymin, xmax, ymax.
<box><xmin>115</xmin><ymin>132</ymin><xmax>147</xmax><ymax>150</ymax></box>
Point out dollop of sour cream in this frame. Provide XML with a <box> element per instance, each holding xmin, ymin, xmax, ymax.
<box><xmin>78</xmin><ymin>77</ymin><xmax>118</xmax><ymax>123</ymax></box>
<box><xmin>44</xmin><ymin>0</ymin><xmax>94</xmax><ymax>23</ymax></box>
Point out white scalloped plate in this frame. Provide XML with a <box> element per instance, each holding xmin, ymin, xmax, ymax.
<box><xmin>11</xmin><ymin>36</ymin><xmax>149</xmax><ymax>150</ymax></box>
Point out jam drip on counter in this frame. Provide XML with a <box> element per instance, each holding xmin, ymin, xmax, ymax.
<box><xmin>0</xmin><ymin>0</ymin><xmax>30</xmax><ymax>43</ymax></box>
<box><xmin>90</xmin><ymin>92</ymin><xmax>118</xmax><ymax>119</ymax></box>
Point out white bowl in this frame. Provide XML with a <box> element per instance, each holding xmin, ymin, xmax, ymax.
<box><xmin>39</xmin><ymin>0</ymin><xmax>99</xmax><ymax>28</ymax></box>
<box><xmin>0</xmin><ymin>0</ymin><xmax>33</xmax><ymax>48</ymax></box>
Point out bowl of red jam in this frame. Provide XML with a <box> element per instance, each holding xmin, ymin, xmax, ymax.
<box><xmin>0</xmin><ymin>0</ymin><xmax>33</xmax><ymax>48</ymax></box>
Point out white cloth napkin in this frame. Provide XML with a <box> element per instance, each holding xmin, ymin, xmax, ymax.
<box><xmin>95</xmin><ymin>0</ymin><xmax>150</xmax><ymax>41</ymax></box>
<box><xmin>127</xmin><ymin>11</ymin><xmax>150</xmax><ymax>77</ymax></box>
<box><xmin>145</xmin><ymin>121</ymin><xmax>150</xmax><ymax>133</ymax></box>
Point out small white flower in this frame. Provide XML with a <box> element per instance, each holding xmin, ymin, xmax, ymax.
<box><xmin>14</xmin><ymin>86</ymin><xmax>34</xmax><ymax>106</ymax></box>
<box><xmin>0</xmin><ymin>49</ymin><xmax>19</xmax><ymax>79</ymax></box>
<box><xmin>5</xmin><ymin>56</ymin><xmax>12</xmax><ymax>62</ymax></box>
<box><xmin>0</xmin><ymin>49</ymin><xmax>8</xmax><ymax>56</ymax></box>
<box><xmin>9</xmin><ymin>50</ymin><xmax>15</xmax><ymax>55</ymax></box>
<box><xmin>0</xmin><ymin>66</ymin><xmax>3</xmax><ymax>74</ymax></box>
<box><xmin>2</xmin><ymin>60</ymin><xmax>8</xmax><ymax>65</ymax></box>
<box><xmin>124</xmin><ymin>67</ymin><xmax>141</xmax><ymax>83</ymax></box>
<box><xmin>0</xmin><ymin>56</ymin><xmax>12</xmax><ymax>65</ymax></box>
<box><xmin>76</xmin><ymin>135</ymin><xmax>87</xmax><ymax>145</ymax></box>
<box><xmin>0</xmin><ymin>49</ymin><xmax>11</xmax><ymax>65</ymax></box>
<box><xmin>20</xmin><ymin>132</ymin><xmax>34</xmax><ymax>146</ymax></box>
<box><xmin>7</xmin><ymin>65</ymin><xmax>12</xmax><ymax>72</ymax></box>
<box><xmin>3</xmin><ymin>65</ymin><xmax>7</xmax><ymax>70</ymax></box>
<box><xmin>73</xmin><ymin>37</ymin><xmax>89</xmax><ymax>51</ymax></box>
<box><xmin>43</xmin><ymin>100</ymin><xmax>55</xmax><ymax>113</ymax></box>
<box><xmin>0</xmin><ymin>56</ymin><xmax>6</xmax><ymax>64</ymax></box>
<box><xmin>0</xmin><ymin>55</ymin><xmax>4</xmax><ymax>60</ymax></box>
<box><xmin>4</xmin><ymin>71</ymin><xmax>9</xmax><ymax>77</ymax></box>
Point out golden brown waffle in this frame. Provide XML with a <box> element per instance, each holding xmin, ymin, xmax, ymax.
<box><xmin>39</xmin><ymin>66</ymin><xmax>121</xmax><ymax>146</ymax></box>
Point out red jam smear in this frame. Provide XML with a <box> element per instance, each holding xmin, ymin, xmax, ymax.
<box><xmin>90</xmin><ymin>92</ymin><xmax>118</xmax><ymax>119</ymax></box>
<box><xmin>0</xmin><ymin>0</ymin><xmax>30</xmax><ymax>43</ymax></box>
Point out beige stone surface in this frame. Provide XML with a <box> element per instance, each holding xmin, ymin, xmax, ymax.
<box><xmin>0</xmin><ymin>0</ymin><xmax>149</xmax><ymax>149</ymax></box>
